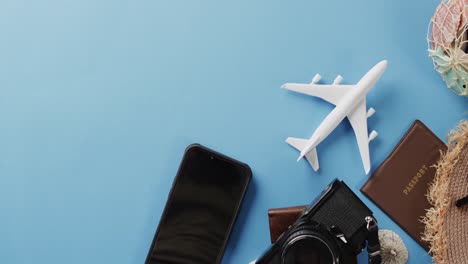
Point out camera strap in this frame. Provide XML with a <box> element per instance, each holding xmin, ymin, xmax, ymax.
<box><xmin>365</xmin><ymin>216</ymin><xmax>382</xmax><ymax>264</ymax></box>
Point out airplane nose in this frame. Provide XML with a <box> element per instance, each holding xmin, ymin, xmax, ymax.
<box><xmin>378</xmin><ymin>60</ymin><xmax>388</xmax><ymax>71</ymax></box>
<box><xmin>369</xmin><ymin>60</ymin><xmax>388</xmax><ymax>77</ymax></box>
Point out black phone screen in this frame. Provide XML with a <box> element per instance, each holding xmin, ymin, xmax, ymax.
<box><xmin>146</xmin><ymin>145</ymin><xmax>251</xmax><ymax>264</ymax></box>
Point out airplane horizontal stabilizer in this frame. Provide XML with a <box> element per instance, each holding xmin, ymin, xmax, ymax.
<box><xmin>286</xmin><ymin>137</ymin><xmax>319</xmax><ymax>171</ymax></box>
<box><xmin>305</xmin><ymin>148</ymin><xmax>319</xmax><ymax>171</ymax></box>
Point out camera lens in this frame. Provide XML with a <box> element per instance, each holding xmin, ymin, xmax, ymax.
<box><xmin>282</xmin><ymin>236</ymin><xmax>335</xmax><ymax>264</ymax></box>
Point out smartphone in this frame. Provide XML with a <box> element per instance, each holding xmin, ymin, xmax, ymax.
<box><xmin>145</xmin><ymin>144</ymin><xmax>252</xmax><ymax>264</ymax></box>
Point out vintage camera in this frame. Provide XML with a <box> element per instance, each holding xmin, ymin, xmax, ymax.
<box><xmin>256</xmin><ymin>179</ymin><xmax>377</xmax><ymax>264</ymax></box>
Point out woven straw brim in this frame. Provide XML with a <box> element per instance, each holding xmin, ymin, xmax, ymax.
<box><xmin>422</xmin><ymin>121</ymin><xmax>468</xmax><ymax>264</ymax></box>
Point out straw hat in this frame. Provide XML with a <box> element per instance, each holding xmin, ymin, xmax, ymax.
<box><xmin>422</xmin><ymin>121</ymin><xmax>468</xmax><ymax>264</ymax></box>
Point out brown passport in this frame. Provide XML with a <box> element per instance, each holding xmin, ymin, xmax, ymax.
<box><xmin>268</xmin><ymin>205</ymin><xmax>306</xmax><ymax>243</ymax></box>
<box><xmin>361</xmin><ymin>120</ymin><xmax>447</xmax><ymax>251</ymax></box>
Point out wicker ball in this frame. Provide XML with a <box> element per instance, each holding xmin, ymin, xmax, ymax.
<box><xmin>428</xmin><ymin>0</ymin><xmax>468</xmax><ymax>97</ymax></box>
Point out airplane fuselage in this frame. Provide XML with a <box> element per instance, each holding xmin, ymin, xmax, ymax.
<box><xmin>299</xmin><ymin>61</ymin><xmax>387</xmax><ymax>158</ymax></box>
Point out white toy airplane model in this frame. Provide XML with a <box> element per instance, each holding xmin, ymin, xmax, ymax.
<box><xmin>282</xmin><ymin>60</ymin><xmax>387</xmax><ymax>174</ymax></box>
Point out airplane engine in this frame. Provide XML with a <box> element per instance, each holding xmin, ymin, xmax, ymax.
<box><xmin>310</xmin><ymin>74</ymin><xmax>321</xmax><ymax>84</ymax></box>
<box><xmin>333</xmin><ymin>75</ymin><xmax>343</xmax><ymax>85</ymax></box>
<box><xmin>368</xmin><ymin>130</ymin><xmax>378</xmax><ymax>142</ymax></box>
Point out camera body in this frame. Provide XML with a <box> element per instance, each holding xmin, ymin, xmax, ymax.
<box><xmin>256</xmin><ymin>179</ymin><xmax>374</xmax><ymax>264</ymax></box>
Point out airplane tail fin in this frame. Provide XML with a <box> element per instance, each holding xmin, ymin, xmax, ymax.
<box><xmin>286</xmin><ymin>137</ymin><xmax>319</xmax><ymax>171</ymax></box>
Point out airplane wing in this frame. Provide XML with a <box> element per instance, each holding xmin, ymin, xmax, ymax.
<box><xmin>281</xmin><ymin>83</ymin><xmax>353</xmax><ymax>105</ymax></box>
<box><xmin>347</xmin><ymin>99</ymin><xmax>371</xmax><ymax>174</ymax></box>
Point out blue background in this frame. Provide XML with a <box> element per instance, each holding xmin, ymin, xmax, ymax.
<box><xmin>0</xmin><ymin>0</ymin><xmax>466</xmax><ymax>263</ymax></box>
